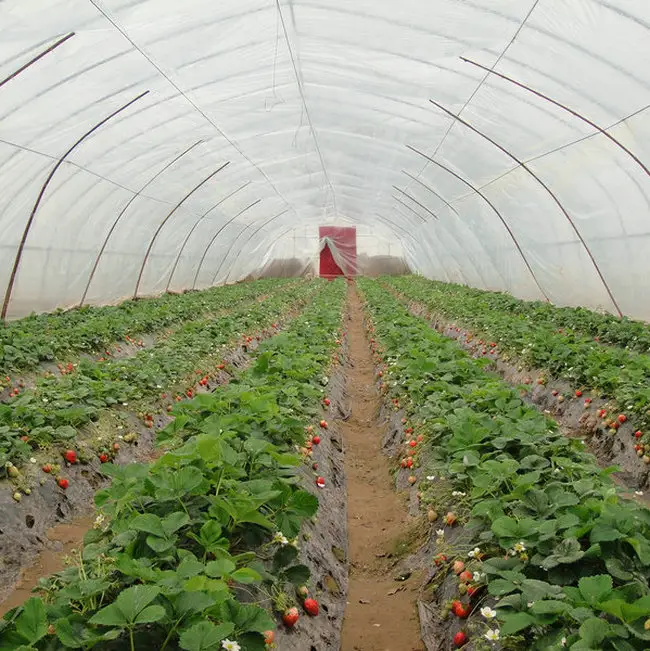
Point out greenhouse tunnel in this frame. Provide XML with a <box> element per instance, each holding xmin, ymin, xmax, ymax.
<box><xmin>1</xmin><ymin>0</ymin><xmax>649</xmax><ymax>320</ymax></box>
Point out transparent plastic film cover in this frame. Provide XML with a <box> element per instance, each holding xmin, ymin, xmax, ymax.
<box><xmin>0</xmin><ymin>0</ymin><xmax>648</xmax><ymax>319</ymax></box>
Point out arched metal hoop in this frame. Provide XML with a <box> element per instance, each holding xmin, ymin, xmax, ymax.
<box><xmin>133</xmin><ymin>160</ymin><xmax>230</xmax><ymax>298</ymax></box>
<box><xmin>407</xmin><ymin>143</ymin><xmax>550</xmax><ymax>303</ymax></box>
<box><xmin>1</xmin><ymin>90</ymin><xmax>149</xmax><ymax>321</ymax></box>
<box><xmin>79</xmin><ymin>139</ymin><xmax>203</xmax><ymax>306</ymax></box>
<box><xmin>221</xmin><ymin>208</ymin><xmax>291</xmax><ymax>284</ymax></box>
<box><xmin>165</xmin><ymin>181</ymin><xmax>252</xmax><ymax>291</ymax></box>
<box><xmin>460</xmin><ymin>57</ymin><xmax>650</xmax><ymax>179</ymax></box>
<box><xmin>429</xmin><ymin>98</ymin><xmax>621</xmax><ymax>317</ymax></box>
<box><xmin>192</xmin><ymin>199</ymin><xmax>262</xmax><ymax>290</ymax></box>
<box><xmin>392</xmin><ymin>186</ymin><xmax>439</xmax><ymax>221</ymax></box>
<box><xmin>401</xmin><ymin>170</ymin><xmax>460</xmax><ymax>217</ymax></box>
<box><xmin>0</xmin><ymin>33</ymin><xmax>75</xmax><ymax>89</ymax></box>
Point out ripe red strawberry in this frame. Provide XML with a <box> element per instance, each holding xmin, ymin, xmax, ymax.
<box><xmin>635</xmin><ymin>431</ymin><xmax>643</xmax><ymax>439</ymax></box>
<box><xmin>409</xmin><ymin>440</ymin><xmax>417</xmax><ymax>448</ymax></box>
<box><xmin>42</xmin><ymin>464</ymin><xmax>52</xmax><ymax>474</ymax></box>
<box><xmin>453</xmin><ymin>631</ymin><xmax>468</xmax><ymax>647</ymax></box>
<box><xmin>467</xmin><ymin>585</ymin><xmax>479</xmax><ymax>598</ymax></box>
<box><xmin>186</xmin><ymin>389</ymin><xmax>193</xmax><ymax>398</ymax></box>
<box><xmin>282</xmin><ymin>607</ymin><xmax>299</xmax><ymax>628</ymax></box>
<box><xmin>319</xmin><ymin>420</ymin><xmax>328</xmax><ymax>429</ymax></box>
<box><xmin>323</xmin><ymin>398</ymin><xmax>331</xmax><ymax>406</ymax></box>
<box><xmin>99</xmin><ymin>454</ymin><xmax>108</xmax><ymax>463</ymax></box>
<box><xmin>406</xmin><ymin>458</ymin><xmax>413</xmax><ymax>468</ymax></box>
<box><xmin>459</xmin><ymin>570</ymin><xmax>473</xmax><ymax>583</ymax></box>
<box><xmin>64</xmin><ymin>450</ymin><xmax>77</xmax><ymax>464</ymax></box>
<box><xmin>264</xmin><ymin>630</ymin><xmax>275</xmax><ymax>645</ymax></box>
<box><xmin>451</xmin><ymin>601</ymin><xmax>470</xmax><ymax>618</ymax></box>
<box><xmin>575</xmin><ymin>390</ymin><xmax>583</xmax><ymax>397</ymax></box>
<box><xmin>433</xmin><ymin>554</ymin><xmax>448</xmax><ymax>566</ymax></box>
<box><xmin>303</xmin><ymin>598</ymin><xmax>319</xmax><ymax>616</ymax></box>
<box><xmin>405</xmin><ymin>427</ymin><xmax>414</xmax><ymax>434</ymax></box>
<box><xmin>312</xmin><ymin>436</ymin><xmax>321</xmax><ymax>445</ymax></box>
<box><xmin>316</xmin><ymin>477</ymin><xmax>325</xmax><ymax>488</ymax></box>
<box><xmin>618</xmin><ymin>414</ymin><xmax>627</xmax><ymax>423</ymax></box>
<box><xmin>217</xmin><ymin>363</ymin><xmax>225</xmax><ymax>370</ymax></box>
<box><xmin>57</xmin><ymin>478</ymin><xmax>69</xmax><ymax>490</ymax></box>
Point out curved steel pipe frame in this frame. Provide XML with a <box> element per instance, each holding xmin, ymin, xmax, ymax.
<box><xmin>133</xmin><ymin>160</ymin><xmax>230</xmax><ymax>299</ymax></box>
<box><xmin>0</xmin><ymin>33</ymin><xmax>75</xmax><ymax>89</ymax></box>
<box><xmin>1</xmin><ymin>90</ymin><xmax>149</xmax><ymax>321</ymax></box>
<box><xmin>165</xmin><ymin>181</ymin><xmax>252</xmax><ymax>291</ymax></box>
<box><xmin>192</xmin><ymin>199</ymin><xmax>262</xmax><ymax>290</ymax></box>
<box><xmin>392</xmin><ymin>185</ymin><xmax>439</xmax><ymax>220</ymax></box>
<box><xmin>222</xmin><ymin>208</ymin><xmax>291</xmax><ymax>284</ymax></box>
<box><xmin>393</xmin><ymin>195</ymin><xmax>426</xmax><ymax>223</ymax></box>
<box><xmin>461</xmin><ymin>57</ymin><xmax>650</xmax><ymax>179</ymax></box>
<box><xmin>429</xmin><ymin>98</ymin><xmax>621</xmax><ymax>316</ymax></box>
<box><xmin>401</xmin><ymin>170</ymin><xmax>461</xmax><ymax>216</ymax></box>
<box><xmin>407</xmin><ymin>143</ymin><xmax>550</xmax><ymax>302</ymax></box>
<box><xmin>79</xmin><ymin>139</ymin><xmax>203</xmax><ymax>306</ymax></box>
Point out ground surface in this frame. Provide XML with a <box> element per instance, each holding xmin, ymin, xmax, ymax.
<box><xmin>340</xmin><ymin>286</ymin><xmax>424</xmax><ymax>651</ymax></box>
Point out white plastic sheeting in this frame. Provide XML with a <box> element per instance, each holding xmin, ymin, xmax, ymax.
<box><xmin>0</xmin><ymin>0</ymin><xmax>649</xmax><ymax>318</ymax></box>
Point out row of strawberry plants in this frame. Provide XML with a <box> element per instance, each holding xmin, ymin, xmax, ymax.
<box><xmin>0</xmin><ymin>279</ymin><xmax>346</xmax><ymax>650</ymax></box>
<box><xmin>1</xmin><ymin>281</ymin><xmax>319</xmax><ymax>476</ymax></box>
<box><xmin>0</xmin><ymin>279</ymin><xmax>295</xmax><ymax>378</ymax></box>
<box><xmin>385</xmin><ymin>275</ymin><xmax>650</xmax><ymax>434</ymax></box>
<box><xmin>390</xmin><ymin>276</ymin><xmax>650</xmax><ymax>354</ymax></box>
<box><xmin>358</xmin><ymin>278</ymin><xmax>650</xmax><ymax>651</ymax></box>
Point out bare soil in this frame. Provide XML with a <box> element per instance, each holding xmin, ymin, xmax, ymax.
<box><xmin>0</xmin><ymin>516</ymin><xmax>93</xmax><ymax>617</ymax></box>
<box><xmin>340</xmin><ymin>286</ymin><xmax>424</xmax><ymax>651</ymax></box>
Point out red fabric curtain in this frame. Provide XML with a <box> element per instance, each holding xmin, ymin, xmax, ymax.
<box><xmin>319</xmin><ymin>226</ymin><xmax>357</xmax><ymax>278</ymax></box>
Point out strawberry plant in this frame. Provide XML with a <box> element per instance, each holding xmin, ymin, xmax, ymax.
<box><xmin>0</xmin><ymin>281</ymin><xmax>319</xmax><ymax>473</ymax></box>
<box><xmin>0</xmin><ymin>280</ymin><xmax>346</xmax><ymax>649</ymax></box>
<box><xmin>359</xmin><ymin>279</ymin><xmax>650</xmax><ymax>650</ymax></box>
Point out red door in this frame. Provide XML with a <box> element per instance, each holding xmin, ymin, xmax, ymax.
<box><xmin>319</xmin><ymin>226</ymin><xmax>357</xmax><ymax>278</ymax></box>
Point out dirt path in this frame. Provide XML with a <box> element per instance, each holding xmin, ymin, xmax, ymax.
<box><xmin>340</xmin><ymin>286</ymin><xmax>424</xmax><ymax>651</ymax></box>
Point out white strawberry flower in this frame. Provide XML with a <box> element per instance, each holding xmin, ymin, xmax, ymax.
<box><xmin>561</xmin><ymin>637</ymin><xmax>567</xmax><ymax>647</ymax></box>
<box><xmin>272</xmin><ymin>532</ymin><xmax>289</xmax><ymax>545</ymax></box>
<box><xmin>426</xmin><ymin>475</ymin><xmax>435</xmax><ymax>481</ymax></box>
<box><xmin>222</xmin><ymin>640</ymin><xmax>240</xmax><ymax>651</ymax></box>
<box><xmin>468</xmin><ymin>547</ymin><xmax>481</xmax><ymax>558</ymax></box>
<box><xmin>513</xmin><ymin>541</ymin><xmax>526</xmax><ymax>552</ymax></box>
<box><xmin>484</xmin><ymin>629</ymin><xmax>500</xmax><ymax>641</ymax></box>
<box><xmin>473</xmin><ymin>571</ymin><xmax>483</xmax><ymax>581</ymax></box>
<box><xmin>452</xmin><ymin>491</ymin><xmax>466</xmax><ymax>497</ymax></box>
<box><xmin>436</xmin><ymin>529</ymin><xmax>445</xmax><ymax>537</ymax></box>
<box><xmin>480</xmin><ymin>606</ymin><xmax>496</xmax><ymax>619</ymax></box>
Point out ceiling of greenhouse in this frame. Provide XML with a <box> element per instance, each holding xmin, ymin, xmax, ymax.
<box><xmin>1</xmin><ymin>0</ymin><xmax>649</xmax><ymax>319</ymax></box>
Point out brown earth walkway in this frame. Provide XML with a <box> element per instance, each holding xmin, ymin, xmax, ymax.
<box><xmin>340</xmin><ymin>285</ymin><xmax>424</xmax><ymax>651</ymax></box>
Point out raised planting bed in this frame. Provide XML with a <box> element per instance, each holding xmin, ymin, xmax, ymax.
<box><xmin>0</xmin><ymin>279</ymin><xmax>349</xmax><ymax>651</ymax></box>
<box><xmin>0</xmin><ymin>281</ymin><xmax>318</xmax><ymax>476</ymax></box>
<box><xmin>0</xmin><ymin>279</ymin><xmax>297</xmax><ymax>379</ymax></box>
<box><xmin>385</xmin><ymin>276</ymin><xmax>650</xmax><ymax>490</ymax></box>
<box><xmin>358</xmin><ymin>278</ymin><xmax>650</xmax><ymax>651</ymax></box>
